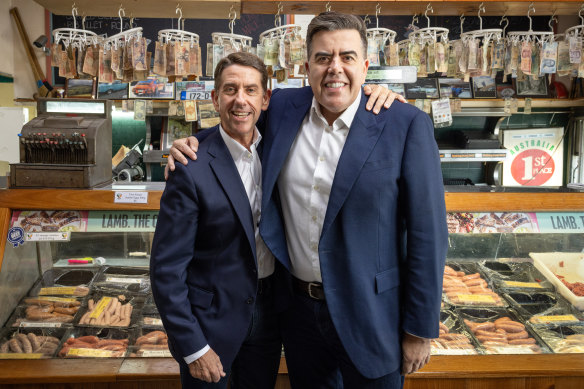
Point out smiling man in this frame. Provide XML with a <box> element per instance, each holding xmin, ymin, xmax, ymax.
<box><xmin>257</xmin><ymin>12</ymin><xmax>448</xmax><ymax>388</ymax></box>
<box><xmin>150</xmin><ymin>52</ymin><xmax>282</xmax><ymax>389</ymax></box>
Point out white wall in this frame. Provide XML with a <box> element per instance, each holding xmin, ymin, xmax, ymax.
<box><xmin>0</xmin><ymin>0</ymin><xmax>46</xmax><ymax>99</ymax></box>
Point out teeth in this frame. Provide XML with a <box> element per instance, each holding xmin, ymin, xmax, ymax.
<box><xmin>233</xmin><ymin>112</ymin><xmax>250</xmax><ymax>117</ymax></box>
<box><xmin>326</xmin><ymin>82</ymin><xmax>344</xmax><ymax>88</ymax></box>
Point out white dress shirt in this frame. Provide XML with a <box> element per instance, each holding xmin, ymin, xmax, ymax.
<box><xmin>278</xmin><ymin>92</ymin><xmax>362</xmax><ymax>283</ymax></box>
<box><xmin>184</xmin><ymin>125</ymin><xmax>275</xmax><ymax>365</ymax></box>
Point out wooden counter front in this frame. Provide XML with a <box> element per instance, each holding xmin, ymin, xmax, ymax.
<box><xmin>2</xmin><ymin>354</ymin><xmax>584</xmax><ymax>389</ymax></box>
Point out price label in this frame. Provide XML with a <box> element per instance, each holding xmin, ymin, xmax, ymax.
<box><xmin>105</xmin><ymin>277</ymin><xmax>143</xmax><ymax>284</ymax></box>
<box><xmin>0</xmin><ymin>353</ymin><xmax>43</xmax><ymax>359</ymax></box>
<box><xmin>39</xmin><ymin>287</ymin><xmax>79</xmax><ymax>295</ymax></box>
<box><xmin>67</xmin><ymin>348</ymin><xmax>117</xmax><ymax>358</ymax></box>
<box><xmin>90</xmin><ymin>297</ymin><xmax>113</xmax><ymax>319</ymax></box>
<box><xmin>20</xmin><ymin>322</ymin><xmax>62</xmax><ymax>328</ymax></box>
<box><xmin>455</xmin><ymin>294</ymin><xmax>496</xmax><ymax>304</ymax></box>
<box><xmin>141</xmin><ymin>350</ymin><xmax>172</xmax><ymax>357</ymax></box>
<box><xmin>530</xmin><ymin>315</ymin><xmax>579</xmax><ymax>324</ymax></box>
<box><xmin>30</xmin><ymin>296</ymin><xmax>78</xmax><ymax>303</ymax></box>
<box><xmin>503</xmin><ymin>281</ymin><xmax>543</xmax><ymax>288</ymax></box>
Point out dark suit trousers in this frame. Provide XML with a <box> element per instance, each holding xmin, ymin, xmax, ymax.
<box><xmin>281</xmin><ymin>292</ymin><xmax>405</xmax><ymax>389</ymax></box>
<box><xmin>178</xmin><ymin>276</ymin><xmax>281</xmax><ymax>389</ymax></box>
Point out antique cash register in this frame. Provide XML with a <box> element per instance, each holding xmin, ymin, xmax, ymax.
<box><xmin>10</xmin><ymin>98</ymin><xmax>112</xmax><ymax>188</ymax></box>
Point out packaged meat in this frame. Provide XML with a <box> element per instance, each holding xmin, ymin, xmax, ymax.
<box><xmin>0</xmin><ymin>328</ymin><xmax>66</xmax><ymax>358</ymax></box>
<box><xmin>456</xmin><ymin>307</ymin><xmax>549</xmax><ymax>354</ymax></box>
<box><xmin>478</xmin><ymin>261</ymin><xmax>553</xmax><ymax>292</ymax></box>
<box><xmin>443</xmin><ymin>263</ymin><xmax>506</xmax><ymax>307</ymax></box>
<box><xmin>58</xmin><ymin>327</ymin><xmax>132</xmax><ymax>358</ymax></box>
<box><xmin>502</xmin><ymin>291</ymin><xmax>584</xmax><ymax>326</ymax></box>
<box><xmin>76</xmin><ymin>292</ymin><xmax>143</xmax><ymax>328</ymax></box>
<box><xmin>431</xmin><ymin>310</ymin><xmax>479</xmax><ymax>355</ymax></box>
<box><xmin>128</xmin><ymin>329</ymin><xmax>171</xmax><ymax>357</ymax></box>
<box><xmin>531</xmin><ymin>325</ymin><xmax>584</xmax><ymax>353</ymax></box>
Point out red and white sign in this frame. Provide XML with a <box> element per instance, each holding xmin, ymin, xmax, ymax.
<box><xmin>503</xmin><ymin>127</ymin><xmax>564</xmax><ymax>187</ymax></box>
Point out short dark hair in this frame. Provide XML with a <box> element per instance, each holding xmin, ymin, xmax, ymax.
<box><xmin>306</xmin><ymin>11</ymin><xmax>368</xmax><ymax>60</ymax></box>
<box><xmin>214</xmin><ymin>52</ymin><xmax>268</xmax><ymax>92</ymax></box>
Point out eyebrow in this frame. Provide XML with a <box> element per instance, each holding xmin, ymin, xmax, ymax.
<box><xmin>222</xmin><ymin>82</ymin><xmax>260</xmax><ymax>89</ymax></box>
<box><xmin>314</xmin><ymin>50</ymin><xmax>358</xmax><ymax>57</ymax></box>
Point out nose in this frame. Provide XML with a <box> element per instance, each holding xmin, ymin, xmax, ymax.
<box><xmin>328</xmin><ymin>56</ymin><xmax>342</xmax><ymax>73</ymax></box>
<box><xmin>234</xmin><ymin>89</ymin><xmax>246</xmax><ymax>105</ymax></box>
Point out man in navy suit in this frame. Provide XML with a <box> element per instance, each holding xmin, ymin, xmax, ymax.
<box><xmin>168</xmin><ymin>12</ymin><xmax>447</xmax><ymax>389</ymax></box>
<box><xmin>150</xmin><ymin>52</ymin><xmax>281</xmax><ymax>389</ymax></box>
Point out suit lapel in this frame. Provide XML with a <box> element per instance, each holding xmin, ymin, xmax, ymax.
<box><xmin>263</xmin><ymin>87</ymin><xmax>313</xmax><ymax>203</ymax></box>
<box><xmin>207</xmin><ymin>131</ymin><xmax>257</xmax><ymax>261</ymax></box>
<box><xmin>321</xmin><ymin>95</ymin><xmax>385</xmax><ymax>238</ymax></box>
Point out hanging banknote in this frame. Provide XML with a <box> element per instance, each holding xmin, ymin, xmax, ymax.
<box><xmin>569</xmin><ymin>36</ymin><xmax>582</xmax><ymax>64</ymax></box>
<box><xmin>367</xmin><ymin>37</ymin><xmax>380</xmax><ymax>66</ymax></box>
<box><xmin>153</xmin><ymin>41</ymin><xmax>166</xmax><ymax>76</ymax></box>
<box><xmin>521</xmin><ymin>41</ymin><xmax>533</xmax><ymax>73</ymax></box>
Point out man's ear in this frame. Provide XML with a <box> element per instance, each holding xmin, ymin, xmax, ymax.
<box><xmin>211</xmin><ymin>90</ymin><xmax>220</xmax><ymax>112</ymax></box>
<box><xmin>262</xmin><ymin>89</ymin><xmax>272</xmax><ymax>111</ymax></box>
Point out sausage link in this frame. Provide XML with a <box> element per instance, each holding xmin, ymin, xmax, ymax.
<box><xmin>16</xmin><ymin>334</ymin><xmax>33</xmax><ymax>353</ymax></box>
<box><xmin>8</xmin><ymin>339</ymin><xmax>23</xmax><ymax>353</ymax></box>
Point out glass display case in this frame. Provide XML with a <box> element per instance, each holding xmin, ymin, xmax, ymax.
<box><xmin>0</xmin><ymin>188</ymin><xmax>583</xmax><ymax>389</ymax></box>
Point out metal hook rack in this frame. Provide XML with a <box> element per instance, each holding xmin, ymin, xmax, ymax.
<box><xmin>408</xmin><ymin>4</ymin><xmax>449</xmax><ymax>45</ymax></box>
<box><xmin>460</xmin><ymin>3</ymin><xmax>503</xmax><ymax>46</ymax></box>
<box><xmin>102</xmin><ymin>5</ymin><xmax>143</xmax><ymax>51</ymax></box>
<box><xmin>52</xmin><ymin>3</ymin><xmax>100</xmax><ymax>49</ymax></box>
<box><xmin>564</xmin><ymin>4</ymin><xmax>584</xmax><ymax>40</ymax></box>
<box><xmin>507</xmin><ymin>3</ymin><xmax>553</xmax><ymax>46</ymax></box>
<box><xmin>212</xmin><ymin>5</ymin><xmax>253</xmax><ymax>52</ymax></box>
<box><xmin>158</xmin><ymin>4</ymin><xmax>200</xmax><ymax>48</ymax></box>
<box><xmin>325</xmin><ymin>1</ymin><xmax>331</xmax><ymax>12</ymax></box>
<box><xmin>366</xmin><ymin>3</ymin><xmax>397</xmax><ymax>45</ymax></box>
<box><xmin>499</xmin><ymin>12</ymin><xmax>509</xmax><ymax>38</ymax></box>
<box><xmin>259</xmin><ymin>3</ymin><xmax>301</xmax><ymax>45</ymax></box>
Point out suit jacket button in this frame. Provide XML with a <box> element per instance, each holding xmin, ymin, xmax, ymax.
<box><xmin>246</xmin><ymin>298</ymin><xmax>253</xmax><ymax>304</ymax></box>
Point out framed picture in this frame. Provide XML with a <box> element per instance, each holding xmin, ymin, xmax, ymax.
<box><xmin>271</xmin><ymin>78</ymin><xmax>304</xmax><ymax>89</ymax></box>
<box><xmin>438</xmin><ymin>78</ymin><xmax>472</xmax><ymax>99</ymax></box>
<box><xmin>65</xmin><ymin>78</ymin><xmax>96</xmax><ymax>98</ymax></box>
<box><xmin>404</xmin><ymin>78</ymin><xmax>439</xmax><ymax>99</ymax></box>
<box><xmin>97</xmin><ymin>81</ymin><xmax>128</xmax><ymax>99</ymax></box>
<box><xmin>176</xmin><ymin>81</ymin><xmax>214</xmax><ymax>100</ymax></box>
<box><xmin>197</xmin><ymin>100</ymin><xmax>221</xmax><ymax>129</ymax></box>
<box><xmin>161</xmin><ymin>118</ymin><xmax>193</xmax><ymax>149</ymax></box>
<box><xmin>496</xmin><ymin>82</ymin><xmax>516</xmax><ymax>99</ymax></box>
<box><xmin>472</xmin><ymin>76</ymin><xmax>497</xmax><ymax>98</ymax></box>
<box><xmin>514</xmin><ymin>76</ymin><xmax>549</xmax><ymax>98</ymax></box>
<box><xmin>129</xmin><ymin>76</ymin><xmax>175</xmax><ymax>99</ymax></box>
<box><xmin>366</xmin><ymin>82</ymin><xmax>405</xmax><ymax>99</ymax></box>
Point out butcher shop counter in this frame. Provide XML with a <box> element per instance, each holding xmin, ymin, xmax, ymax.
<box><xmin>0</xmin><ymin>188</ymin><xmax>584</xmax><ymax>389</ymax></box>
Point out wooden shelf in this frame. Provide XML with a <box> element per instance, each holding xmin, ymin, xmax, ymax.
<box><xmin>33</xmin><ymin>0</ymin><xmax>240</xmax><ymax>19</ymax></box>
<box><xmin>34</xmin><ymin>0</ymin><xmax>584</xmax><ymax>19</ymax></box>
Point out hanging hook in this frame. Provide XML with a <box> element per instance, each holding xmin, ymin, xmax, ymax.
<box><xmin>411</xmin><ymin>14</ymin><xmax>419</xmax><ymax>28</ymax></box>
<box><xmin>275</xmin><ymin>2</ymin><xmax>283</xmax><ymax>28</ymax></box>
<box><xmin>579</xmin><ymin>4</ymin><xmax>584</xmax><ymax>25</ymax></box>
<box><xmin>118</xmin><ymin>5</ymin><xmax>125</xmax><ymax>34</ymax></box>
<box><xmin>527</xmin><ymin>2</ymin><xmax>535</xmax><ymax>32</ymax></box>
<box><xmin>129</xmin><ymin>14</ymin><xmax>134</xmax><ymax>29</ymax></box>
<box><xmin>82</xmin><ymin>14</ymin><xmax>86</xmax><ymax>30</ymax></box>
<box><xmin>228</xmin><ymin>5</ymin><xmax>237</xmax><ymax>34</ymax></box>
<box><xmin>176</xmin><ymin>4</ymin><xmax>183</xmax><ymax>30</ymax></box>
<box><xmin>549</xmin><ymin>10</ymin><xmax>557</xmax><ymax>32</ymax></box>
<box><xmin>499</xmin><ymin>11</ymin><xmax>509</xmax><ymax>36</ymax></box>
<box><xmin>424</xmin><ymin>3</ymin><xmax>433</xmax><ymax>29</ymax></box>
<box><xmin>460</xmin><ymin>13</ymin><xmax>465</xmax><ymax>34</ymax></box>
<box><xmin>72</xmin><ymin>3</ymin><xmax>78</xmax><ymax>30</ymax></box>
<box><xmin>325</xmin><ymin>1</ymin><xmax>331</xmax><ymax>12</ymax></box>
<box><xmin>478</xmin><ymin>2</ymin><xmax>485</xmax><ymax>31</ymax></box>
<box><xmin>375</xmin><ymin>3</ymin><xmax>381</xmax><ymax>29</ymax></box>
<box><xmin>363</xmin><ymin>15</ymin><xmax>371</xmax><ymax>27</ymax></box>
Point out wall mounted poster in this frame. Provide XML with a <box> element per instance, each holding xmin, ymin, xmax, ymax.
<box><xmin>502</xmin><ymin>127</ymin><xmax>564</xmax><ymax>187</ymax></box>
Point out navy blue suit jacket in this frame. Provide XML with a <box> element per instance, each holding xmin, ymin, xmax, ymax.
<box><xmin>259</xmin><ymin>86</ymin><xmax>448</xmax><ymax>378</ymax></box>
<box><xmin>150</xmin><ymin>127</ymin><xmax>258</xmax><ymax>369</ymax></box>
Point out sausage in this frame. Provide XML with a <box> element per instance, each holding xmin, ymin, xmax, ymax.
<box><xmin>53</xmin><ymin>306</ymin><xmax>78</xmax><ymax>315</ymax></box>
<box><xmin>496</xmin><ymin>323</ymin><xmax>525</xmax><ymax>333</ymax></box>
<box><xmin>439</xmin><ymin>333</ymin><xmax>468</xmax><ymax>342</ymax></box>
<box><xmin>76</xmin><ymin>336</ymin><xmax>99</xmax><ymax>344</ymax></box>
<box><xmin>494</xmin><ymin>317</ymin><xmax>512</xmax><ymax>324</ymax></box>
<box><xmin>53</xmin><ymin>300</ymin><xmax>81</xmax><ymax>307</ymax></box>
<box><xmin>27</xmin><ymin>333</ymin><xmax>41</xmax><ymax>352</ymax></box>
<box><xmin>79</xmin><ymin>312</ymin><xmax>90</xmax><ymax>324</ymax></box>
<box><xmin>88</xmin><ymin>299</ymin><xmax>95</xmax><ymax>311</ymax></box>
<box><xmin>461</xmin><ymin>273</ymin><xmax>481</xmax><ymax>281</ymax></box>
<box><xmin>477</xmin><ymin>335</ymin><xmax>508</xmax><ymax>343</ymax></box>
<box><xmin>508</xmin><ymin>338</ymin><xmax>536</xmax><ymax>345</ymax></box>
<box><xmin>8</xmin><ymin>339</ymin><xmax>23</xmax><ymax>353</ymax></box>
<box><xmin>139</xmin><ymin>344</ymin><xmax>169</xmax><ymax>350</ymax></box>
<box><xmin>23</xmin><ymin>298</ymin><xmax>53</xmax><ymax>306</ymax></box>
<box><xmin>26</xmin><ymin>310</ymin><xmax>56</xmax><ymax>321</ymax></box>
<box><xmin>0</xmin><ymin>341</ymin><xmax>9</xmax><ymax>353</ymax></box>
<box><xmin>506</xmin><ymin>330</ymin><xmax>529</xmax><ymax>340</ymax></box>
<box><xmin>96</xmin><ymin>339</ymin><xmax>128</xmax><ymax>347</ymax></box>
<box><xmin>463</xmin><ymin>278</ymin><xmax>488</xmax><ymax>287</ymax></box>
<box><xmin>16</xmin><ymin>334</ymin><xmax>33</xmax><ymax>353</ymax></box>
<box><xmin>444</xmin><ymin>266</ymin><xmax>458</xmax><ymax>276</ymax></box>
<box><xmin>37</xmin><ymin>336</ymin><xmax>60</xmax><ymax>345</ymax></box>
<box><xmin>476</xmin><ymin>329</ymin><xmax>506</xmax><ymax>338</ymax></box>
<box><xmin>473</xmin><ymin>322</ymin><xmax>495</xmax><ymax>331</ymax></box>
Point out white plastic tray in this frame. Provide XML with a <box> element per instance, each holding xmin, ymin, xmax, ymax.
<box><xmin>530</xmin><ymin>252</ymin><xmax>584</xmax><ymax>311</ymax></box>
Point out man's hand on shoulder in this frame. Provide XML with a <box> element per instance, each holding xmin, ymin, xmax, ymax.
<box><xmin>363</xmin><ymin>84</ymin><xmax>407</xmax><ymax>114</ymax></box>
<box><xmin>164</xmin><ymin>136</ymin><xmax>200</xmax><ymax>180</ymax></box>
<box><xmin>401</xmin><ymin>332</ymin><xmax>431</xmax><ymax>375</ymax></box>
<box><xmin>188</xmin><ymin>348</ymin><xmax>226</xmax><ymax>383</ymax></box>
